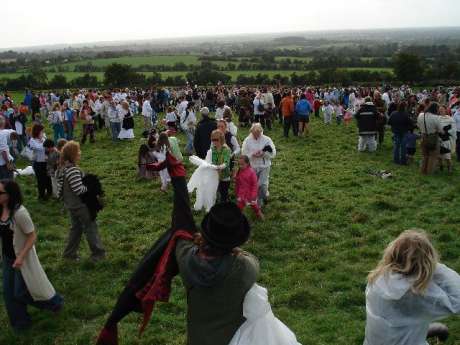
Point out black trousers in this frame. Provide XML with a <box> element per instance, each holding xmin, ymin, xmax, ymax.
<box><xmin>218</xmin><ymin>181</ymin><xmax>230</xmax><ymax>203</ymax></box>
<box><xmin>283</xmin><ymin>117</ymin><xmax>294</xmax><ymax>137</ymax></box>
<box><xmin>33</xmin><ymin>162</ymin><xmax>52</xmax><ymax>199</ymax></box>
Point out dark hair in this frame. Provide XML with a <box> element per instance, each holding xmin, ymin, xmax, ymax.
<box><xmin>31</xmin><ymin>124</ymin><xmax>44</xmax><ymax>139</ymax></box>
<box><xmin>43</xmin><ymin>139</ymin><xmax>55</xmax><ymax>148</ymax></box>
<box><xmin>138</xmin><ymin>144</ymin><xmax>150</xmax><ymax>165</ymax></box>
<box><xmin>397</xmin><ymin>101</ymin><xmax>407</xmax><ymax>113</ymax></box>
<box><xmin>157</xmin><ymin>132</ymin><xmax>171</xmax><ymax>150</ymax></box>
<box><xmin>187</xmin><ymin>102</ymin><xmax>195</xmax><ymax>109</ymax></box>
<box><xmin>217</xmin><ymin>100</ymin><xmax>225</xmax><ymax>108</ymax></box>
<box><xmin>300</xmin><ymin>94</ymin><xmax>307</xmax><ymax>100</ymax></box>
<box><xmin>426</xmin><ymin>102</ymin><xmax>439</xmax><ymax>115</ymax></box>
<box><xmin>240</xmin><ymin>155</ymin><xmax>250</xmax><ymax>165</ymax></box>
<box><xmin>0</xmin><ymin>180</ymin><xmax>23</xmax><ymax>214</ymax></box>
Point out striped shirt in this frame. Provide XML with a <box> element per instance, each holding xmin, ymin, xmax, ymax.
<box><xmin>56</xmin><ymin>166</ymin><xmax>87</xmax><ymax>199</ymax></box>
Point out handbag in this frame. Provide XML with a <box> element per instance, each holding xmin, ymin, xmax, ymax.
<box><xmin>422</xmin><ymin>113</ymin><xmax>438</xmax><ymax>151</ymax></box>
<box><xmin>257</xmin><ymin>99</ymin><xmax>265</xmax><ymax>112</ymax></box>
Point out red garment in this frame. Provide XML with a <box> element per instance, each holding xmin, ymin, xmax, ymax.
<box><xmin>146</xmin><ymin>152</ymin><xmax>186</xmax><ymax>177</ymax></box>
<box><xmin>136</xmin><ymin>230</ymin><xmax>193</xmax><ymax>334</ymax></box>
<box><xmin>235</xmin><ymin>166</ymin><xmax>258</xmax><ymax>203</ymax></box>
<box><xmin>314</xmin><ymin>99</ymin><xmax>321</xmax><ymax>111</ymax></box>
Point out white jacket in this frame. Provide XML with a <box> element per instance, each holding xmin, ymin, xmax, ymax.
<box><xmin>242</xmin><ymin>134</ymin><xmax>276</xmax><ymax>169</ymax></box>
<box><xmin>364</xmin><ymin>264</ymin><xmax>460</xmax><ymax>345</ymax></box>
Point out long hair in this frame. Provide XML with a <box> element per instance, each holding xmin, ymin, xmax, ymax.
<box><xmin>0</xmin><ymin>180</ymin><xmax>23</xmax><ymax>216</ymax></box>
<box><xmin>368</xmin><ymin>229</ymin><xmax>439</xmax><ymax>294</ymax></box>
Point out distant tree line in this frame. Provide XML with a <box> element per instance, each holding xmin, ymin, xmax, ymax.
<box><xmin>1</xmin><ymin>53</ymin><xmax>460</xmax><ymax>91</ymax></box>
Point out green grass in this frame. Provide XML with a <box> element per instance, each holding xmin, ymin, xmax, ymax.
<box><xmin>0</xmin><ymin>111</ymin><xmax>459</xmax><ymax>345</ymax></box>
<box><xmin>46</xmin><ymin>55</ymin><xmax>201</xmax><ymax>70</ymax></box>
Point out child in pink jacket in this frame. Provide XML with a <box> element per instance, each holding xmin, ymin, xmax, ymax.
<box><xmin>234</xmin><ymin>155</ymin><xmax>264</xmax><ymax>219</ymax></box>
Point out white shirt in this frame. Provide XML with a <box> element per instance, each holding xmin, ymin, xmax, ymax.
<box><xmin>180</xmin><ymin>110</ymin><xmax>196</xmax><ymax>131</ymax></box>
<box><xmin>177</xmin><ymin>100</ymin><xmax>189</xmax><ymax>116</ymax></box>
<box><xmin>142</xmin><ymin>100</ymin><xmax>153</xmax><ymax>118</ymax></box>
<box><xmin>215</xmin><ymin>105</ymin><xmax>230</xmax><ymax>120</ymax></box>
<box><xmin>242</xmin><ymin>133</ymin><xmax>276</xmax><ymax>169</ymax></box>
<box><xmin>165</xmin><ymin>112</ymin><xmax>177</xmax><ymax>123</ymax></box>
<box><xmin>453</xmin><ymin>109</ymin><xmax>460</xmax><ymax>132</ymax></box>
<box><xmin>29</xmin><ymin>137</ymin><xmax>47</xmax><ymax>162</ymax></box>
<box><xmin>0</xmin><ymin>129</ymin><xmax>14</xmax><ymax>165</ymax></box>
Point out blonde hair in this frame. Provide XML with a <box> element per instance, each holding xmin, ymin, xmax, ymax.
<box><xmin>250</xmin><ymin>123</ymin><xmax>263</xmax><ymax>135</ymax></box>
<box><xmin>211</xmin><ymin>129</ymin><xmax>225</xmax><ymax>146</ymax></box>
<box><xmin>60</xmin><ymin>141</ymin><xmax>81</xmax><ymax>166</ymax></box>
<box><xmin>52</xmin><ymin>102</ymin><xmax>61</xmax><ymax>111</ymax></box>
<box><xmin>368</xmin><ymin>229</ymin><xmax>439</xmax><ymax>294</ymax></box>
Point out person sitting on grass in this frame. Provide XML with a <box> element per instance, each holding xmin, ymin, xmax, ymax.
<box><xmin>364</xmin><ymin>229</ymin><xmax>460</xmax><ymax>345</ymax></box>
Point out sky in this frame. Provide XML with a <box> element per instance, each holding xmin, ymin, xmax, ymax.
<box><xmin>1</xmin><ymin>0</ymin><xmax>459</xmax><ymax>49</ymax></box>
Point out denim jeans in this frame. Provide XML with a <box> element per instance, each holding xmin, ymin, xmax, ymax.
<box><xmin>65</xmin><ymin>121</ymin><xmax>74</xmax><ymax>140</ymax></box>
<box><xmin>184</xmin><ymin>128</ymin><xmax>194</xmax><ymax>154</ymax></box>
<box><xmin>393</xmin><ymin>133</ymin><xmax>408</xmax><ymax>165</ymax></box>
<box><xmin>53</xmin><ymin>123</ymin><xmax>66</xmax><ymax>143</ymax></box>
<box><xmin>2</xmin><ymin>256</ymin><xmax>63</xmax><ymax>330</ymax></box>
<box><xmin>110</xmin><ymin>122</ymin><xmax>121</xmax><ymax>142</ymax></box>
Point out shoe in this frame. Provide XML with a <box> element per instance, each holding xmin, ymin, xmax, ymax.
<box><xmin>91</xmin><ymin>254</ymin><xmax>106</xmax><ymax>263</ymax></box>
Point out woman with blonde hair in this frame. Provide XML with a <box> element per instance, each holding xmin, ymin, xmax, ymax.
<box><xmin>118</xmin><ymin>101</ymin><xmax>135</xmax><ymax>140</ymax></box>
<box><xmin>364</xmin><ymin>229</ymin><xmax>460</xmax><ymax>345</ymax></box>
<box><xmin>56</xmin><ymin>141</ymin><xmax>105</xmax><ymax>262</ymax></box>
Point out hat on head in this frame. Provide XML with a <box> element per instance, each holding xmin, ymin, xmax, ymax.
<box><xmin>201</xmin><ymin>202</ymin><xmax>251</xmax><ymax>251</ymax></box>
<box><xmin>200</xmin><ymin>107</ymin><xmax>210</xmax><ymax>116</ymax></box>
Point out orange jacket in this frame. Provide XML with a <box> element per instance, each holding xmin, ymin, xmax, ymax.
<box><xmin>280</xmin><ymin>96</ymin><xmax>294</xmax><ymax>117</ymax></box>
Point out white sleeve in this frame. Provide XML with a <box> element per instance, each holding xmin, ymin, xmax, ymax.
<box><xmin>231</xmin><ymin>136</ymin><xmax>240</xmax><ymax>156</ymax></box>
<box><xmin>205</xmin><ymin>149</ymin><xmax>212</xmax><ymax>163</ymax></box>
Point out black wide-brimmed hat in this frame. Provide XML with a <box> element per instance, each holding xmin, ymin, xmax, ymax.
<box><xmin>201</xmin><ymin>202</ymin><xmax>251</xmax><ymax>251</ymax></box>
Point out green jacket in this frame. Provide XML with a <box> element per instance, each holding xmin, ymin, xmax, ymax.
<box><xmin>209</xmin><ymin>145</ymin><xmax>232</xmax><ymax>181</ymax></box>
<box><xmin>175</xmin><ymin>240</ymin><xmax>259</xmax><ymax>345</ymax></box>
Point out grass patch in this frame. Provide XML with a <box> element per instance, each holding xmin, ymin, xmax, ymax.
<box><xmin>0</xmin><ymin>110</ymin><xmax>459</xmax><ymax>345</ymax></box>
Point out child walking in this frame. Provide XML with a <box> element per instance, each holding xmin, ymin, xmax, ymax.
<box><xmin>405</xmin><ymin>128</ymin><xmax>420</xmax><ymax>164</ymax></box>
<box><xmin>44</xmin><ymin>138</ymin><xmax>67</xmax><ymax>197</ymax></box>
<box><xmin>322</xmin><ymin>101</ymin><xmax>334</xmax><ymax>125</ymax></box>
<box><xmin>234</xmin><ymin>155</ymin><xmax>264</xmax><ymax>220</ymax></box>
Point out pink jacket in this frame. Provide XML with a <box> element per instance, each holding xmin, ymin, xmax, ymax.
<box><xmin>235</xmin><ymin>166</ymin><xmax>258</xmax><ymax>202</ymax></box>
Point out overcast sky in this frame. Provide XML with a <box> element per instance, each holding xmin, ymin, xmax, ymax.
<box><xmin>2</xmin><ymin>0</ymin><xmax>459</xmax><ymax>49</ymax></box>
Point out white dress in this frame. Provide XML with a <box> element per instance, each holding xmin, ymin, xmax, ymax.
<box><xmin>187</xmin><ymin>155</ymin><xmax>219</xmax><ymax>212</ymax></box>
<box><xmin>229</xmin><ymin>284</ymin><xmax>302</xmax><ymax>345</ymax></box>
<box><xmin>118</xmin><ymin>109</ymin><xmax>135</xmax><ymax>139</ymax></box>
<box><xmin>152</xmin><ymin>151</ymin><xmax>171</xmax><ymax>187</ymax></box>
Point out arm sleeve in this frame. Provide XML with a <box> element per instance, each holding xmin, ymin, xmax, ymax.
<box><xmin>66</xmin><ymin>168</ymin><xmax>88</xmax><ymax>195</ymax></box>
<box><xmin>146</xmin><ymin>160</ymin><xmax>167</xmax><ymax>172</ymax></box>
<box><xmin>14</xmin><ymin>208</ymin><xmax>35</xmax><ymax>235</ymax></box>
<box><xmin>263</xmin><ymin>138</ymin><xmax>276</xmax><ymax>159</ymax></box>
<box><xmin>231</xmin><ymin>137</ymin><xmax>241</xmax><ymax>156</ymax></box>
<box><xmin>422</xmin><ymin>264</ymin><xmax>460</xmax><ymax>318</ymax></box>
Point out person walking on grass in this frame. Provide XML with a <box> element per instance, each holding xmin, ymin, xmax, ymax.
<box><xmin>29</xmin><ymin>124</ymin><xmax>53</xmax><ymax>200</ymax></box>
<box><xmin>242</xmin><ymin>123</ymin><xmax>276</xmax><ymax>207</ymax></box>
<box><xmin>206</xmin><ymin>130</ymin><xmax>232</xmax><ymax>203</ymax></box>
<box><xmin>295</xmin><ymin>94</ymin><xmax>312</xmax><ymax>136</ymax></box>
<box><xmin>108</xmin><ymin>100</ymin><xmax>122</xmax><ymax>142</ymax></box>
<box><xmin>280</xmin><ymin>91</ymin><xmax>296</xmax><ymax>138</ymax></box>
<box><xmin>417</xmin><ymin>102</ymin><xmax>442</xmax><ymax>175</ymax></box>
<box><xmin>56</xmin><ymin>141</ymin><xmax>106</xmax><ymax>262</ymax></box>
<box><xmin>355</xmin><ymin>97</ymin><xmax>379</xmax><ymax>152</ymax></box>
<box><xmin>438</xmin><ymin>105</ymin><xmax>457</xmax><ymax>174</ymax></box>
<box><xmin>388</xmin><ymin>101</ymin><xmax>412</xmax><ymax>165</ymax></box>
<box><xmin>193</xmin><ymin>105</ymin><xmax>215</xmax><ymax>159</ymax></box>
<box><xmin>0</xmin><ymin>180</ymin><xmax>63</xmax><ymax>331</ymax></box>
<box><xmin>364</xmin><ymin>229</ymin><xmax>460</xmax><ymax>345</ymax></box>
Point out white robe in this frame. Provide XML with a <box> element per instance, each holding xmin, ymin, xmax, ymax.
<box><xmin>229</xmin><ymin>284</ymin><xmax>302</xmax><ymax>345</ymax></box>
<box><xmin>187</xmin><ymin>156</ymin><xmax>219</xmax><ymax>212</ymax></box>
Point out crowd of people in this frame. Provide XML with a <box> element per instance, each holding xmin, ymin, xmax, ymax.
<box><xmin>0</xmin><ymin>83</ymin><xmax>460</xmax><ymax>345</ymax></box>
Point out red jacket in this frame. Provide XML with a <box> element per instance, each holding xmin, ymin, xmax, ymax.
<box><xmin>146</xmin><ymin>151</ymin><xmax>186</xmax><ymax>177</ymax></box>
<box><xmin>235</xmin><ymin>166</ymin><xmax>258</xmax><ymax>202</ymax></box>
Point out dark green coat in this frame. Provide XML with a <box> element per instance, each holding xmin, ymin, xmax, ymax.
<box><xmin>176</xmin><ymin>240</ymin><xmax>259</xmax><ymax>345</ymax></box>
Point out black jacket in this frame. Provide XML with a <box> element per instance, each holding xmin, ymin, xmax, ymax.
<box><xmin>194</xmin><ymin>117</ymin><xmax>217</xmax><ymax>159</ymax></box>
<box><xmin>355</xmin><ymin>103</ymin><xmax>378</xmax><ymax>135</ymax></box>
<box><xmin>80</xmin><ymin>174</ymin><xmax>104</xmax><ymax>220</ymax></box>
<box><xmin>388</xmin><ymin>111</ymin><xmax>412</xmax><ymax>136</ymax></box>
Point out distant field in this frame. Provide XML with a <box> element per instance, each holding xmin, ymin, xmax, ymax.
<box><xmin>275</xmin><ymin>56</ymin><xmax>313</xmax><ymax>63</ymax></box>
<box><xmin>45</xmin><ymin>55</ymin><xmax>201</xmax><ymax>71</ymax></box>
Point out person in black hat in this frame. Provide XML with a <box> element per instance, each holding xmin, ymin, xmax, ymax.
<box><xmin>175</xmin><ymin>200</ymin><xmax>259</xmax><ymax>345</ymax></box>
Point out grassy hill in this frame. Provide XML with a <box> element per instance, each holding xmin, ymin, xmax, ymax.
<box><xmin>0</xmin><ymin>107</ymin><xmax>458</xmax><ymax>345</ymax></box>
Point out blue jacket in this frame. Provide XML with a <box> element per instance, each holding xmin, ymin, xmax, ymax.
<box><xmin>295</xmin><ymin>99</ymin><xmax>312</xmax><ymax>117</ymax></box>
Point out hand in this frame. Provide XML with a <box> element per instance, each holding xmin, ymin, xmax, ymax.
<box><xmin>6</xmin><ymin>161</ymin><xmax>14</xmax><ymax>171</ymax></box>
<box><xmin>13</xmin><ymin>256</ymin><xmax>24</xmax><ymax>269</ymax></box>
<box><xmin>217</xmin><ymin>164</ymin><xmax>226</xmax><ymax>170</ymax></box>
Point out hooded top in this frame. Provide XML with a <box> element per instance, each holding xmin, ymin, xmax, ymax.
<box><xmin>364</xmin><ymin>263</ymin><xmax>460</xmax><ymax>345</ymax></box>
